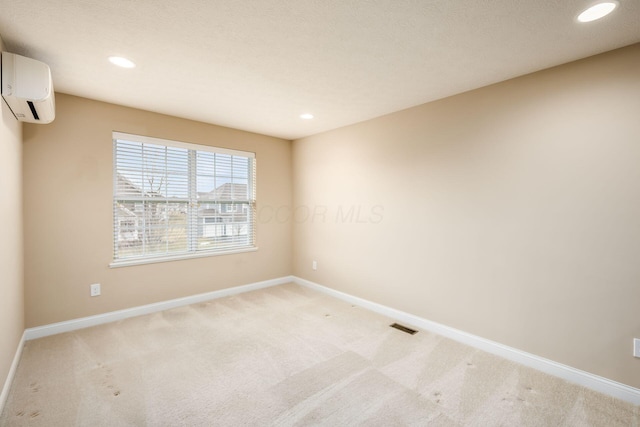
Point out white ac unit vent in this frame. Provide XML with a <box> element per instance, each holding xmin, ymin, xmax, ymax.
<box><xmin>1</xmin><ymin>52</ymin><xmax>55</xmax><ymax>124</ymax></box>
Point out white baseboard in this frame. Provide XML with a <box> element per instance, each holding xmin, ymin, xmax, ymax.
<box><xmin>24</xmin><ymin>276</ymin><xmax>294</xmax><ymax>341</ymax></box>
<box><xmin>293</xmin><ymin>276</ymin><xmax>640</xmax><ymax>406</ymax></box>
<box><xmin>19</xmin><ymin>274</ymin><xmax>640</xmax><ymax>405</ymax></box>
<box><xmin>0</xmin><ymin>331</ymin><xmax>25</xmax><ymax>416</ymax></box>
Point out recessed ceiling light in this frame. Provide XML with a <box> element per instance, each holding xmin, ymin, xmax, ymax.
<box><xmin>108</xmin><ymin>56</ymin><xmax>136</xmax><ymax>68</ymax></box>
<box><xmin>300</xmin><ymin>113</ymin><xmax>314</xmax><ymax>120</ymax></box>
<box><xmin>577</xmin><ymin>2</ymin><xmax>618</xmax><ymax>22</ymax></box>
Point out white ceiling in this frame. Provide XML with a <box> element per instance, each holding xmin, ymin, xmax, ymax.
<box><xmin>0</xmin><ymin>1</ymin><xmax>638</xmax><ymax>140</ymax></box>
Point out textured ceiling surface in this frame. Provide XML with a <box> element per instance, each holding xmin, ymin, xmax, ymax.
<box><xmin>0</xmin><ymin>0</ymin><xmax>639</xmax><ymax>140</ymax></box>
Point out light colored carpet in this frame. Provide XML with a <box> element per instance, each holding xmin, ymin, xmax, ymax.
<box><xmin>1</xmin><ymin>283</ymin><xmax>638</xmax><ymax>426</ymax></box>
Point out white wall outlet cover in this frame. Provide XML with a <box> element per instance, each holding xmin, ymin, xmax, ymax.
<box><xmin>312</xmin><ymin>260</ymin><xmax>317</xmax><ymax>270</ymax></box>
<box><xmin>90</xmin><ymin>283</ymin><xmax>101</xmax><ymax>297</ymax></box>
<box><xmin>634</xmin><ymin>338</ymin><xmax>640</xmax><ymax>358</ymax></box>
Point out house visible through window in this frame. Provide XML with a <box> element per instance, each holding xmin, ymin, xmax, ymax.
<box><xmin>112</xmin><ymin>132</ymin><xmax>256</xmax><ymax>265</ymax></box>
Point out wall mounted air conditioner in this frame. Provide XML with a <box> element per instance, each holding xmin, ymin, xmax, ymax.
<box><xmin>1</xmin><ymin>51</ymin><xmax>55</xmax><ymax>124</ymax></box>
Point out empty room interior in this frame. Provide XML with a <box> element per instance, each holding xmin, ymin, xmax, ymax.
<box><xmin>1</xmin><ymin>0</ymin><xmax>640</xmax><ymax>425</ymax></box>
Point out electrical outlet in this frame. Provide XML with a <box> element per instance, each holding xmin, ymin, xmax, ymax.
<box><xmin>90</xmin><ymin>283</ymin><xmax>101</xmax><ymax>297</ymax></box>
<box><xmin>634</xmin><ymin>338</ymin><xmax>640</xmax><ymax>358</ymax></box>
<box><xmin>312</xmin><ymin>260</ymin><xmax>317</xmax><ymax>270</ymax></box>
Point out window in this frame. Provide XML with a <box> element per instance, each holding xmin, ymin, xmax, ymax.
<box><xmin>112</xmin><ymin>132</ymin><xmax>256</xmax><ymax>266</ymax></box>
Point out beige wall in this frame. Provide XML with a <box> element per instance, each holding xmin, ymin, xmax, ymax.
<box><xmin>13</xmin><ymin>41</ymin><xmax>640</xmax><ymax>391</ymax></box>
<box><xmin>0</xmin><ymin>36</ymin><xmax>25</xmax><ymax>402</ymax></box>
<box><xmin>23</xmin><ymin>94</ymin><xmax>292</xmax><ymax>327</ymax></box>
<box><xmin>292</xmin><ymin>44</ymin><xmax>640</xmax><ymax>388</ymax></box>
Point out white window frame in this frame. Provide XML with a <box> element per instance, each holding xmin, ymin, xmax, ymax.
<box><xmin>111</xmin><ymin>132</ymin><xmax>257</xmax><ymax>268</ymax></box>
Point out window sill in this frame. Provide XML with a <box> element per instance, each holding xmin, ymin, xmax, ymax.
<box><xmin>109</xmin><ymin>246</ymin><xmax>258</xmax><ymax>268</ymax></box>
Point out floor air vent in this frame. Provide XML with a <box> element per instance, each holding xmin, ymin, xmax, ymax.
<box><xmin>390</xmin><ymin>323</ymin><xmax>418</xmax><ymax>335</ymax></box>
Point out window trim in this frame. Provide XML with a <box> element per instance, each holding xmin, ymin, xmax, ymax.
<box><xmin>112</xmin><ymin>132</ymin><xmax>255</xmax><ymax>159</ymax></box>
<box><xmin>111</xmin><ymin>132</ymin><xmax>257</xmax><ymax>267</ymax></box>
<box><xmin>109</xmin><ymin>246</ymin><xmax>258</xmax><ymax>268</ymax></box>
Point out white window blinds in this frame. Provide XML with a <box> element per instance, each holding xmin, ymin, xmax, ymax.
<box><xmin>112</xmin><ymin>132</ymin><xmax>256</xmax><ymax>264</ymax></box>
